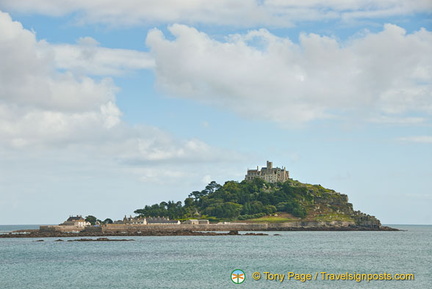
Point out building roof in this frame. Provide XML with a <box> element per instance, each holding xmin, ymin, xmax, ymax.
<box><xmin>66</xmin><ymin>216</ymin><xmax>85</xmax><ymax>222</ymax></box>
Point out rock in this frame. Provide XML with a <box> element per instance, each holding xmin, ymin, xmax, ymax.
<box><xmin>96</xmin><ymin>238</ymin><xmax>109</xmax><ymax>241</ymax></box>
<box><xmin>67</xmin><ymin>238</ymin><xmax>134</xmax><ymax>242</ymax></box>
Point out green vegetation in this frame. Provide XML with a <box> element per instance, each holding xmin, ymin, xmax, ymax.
<box><xmin>85</xmin><ymin>215</ymin><xmax>97</xmax><ymax>225</ymax></box>
<box><xmin>248</xmin><ymin>215</ymin><xmax>298</xmax><ymax>223</ymax></box>
<box><xmin>134</xmin><ymin>178</ymin><xmax>381</xmax><ymax>226</ymax></box>
<box><xmin>85</xmin><ymin>215</ymin><xmax>113</xmax><ymax>225</ymax></box>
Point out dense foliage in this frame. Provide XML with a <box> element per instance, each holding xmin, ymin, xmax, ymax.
<box><xmin>134</xmin><ymin>177</ymin><xmax>381</xmax><ymax>226</ymax></box>
<box><xmin>85</xmin><ymin>215</ymin><xmax>113</xmax><ymax>225</ymax></box>
<box><xmin>133</xmin><ymin>178</ymin><xmax>326</xmax><ymax>221</ymax></box>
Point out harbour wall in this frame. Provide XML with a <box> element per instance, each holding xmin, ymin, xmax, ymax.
<box><xmin>40</xmin><ymin>221</ymin><xmax>357</xmax><ymax>234</ymax></box>
<box><xmin>103</xmin><ymin>221</ymin><xmax>356</xmax><ymax>232</ymax></box>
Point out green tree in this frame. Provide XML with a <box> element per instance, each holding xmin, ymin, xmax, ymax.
<box><xmin>204</xmin><ymin>181</ymin><xmax>221</xmax><ymax>194</ymax></box>
<box><xmin>204</xmin><ymin>202</ymin><xmax>242</xmax><ymax>219</ymax></box>
<box><xmin>184</xmin><ymin>197</ymin><xmax>194</xmax><ymax>207</ymax></box>
<box><xmin>103</xmin><ymin>218</ymin><xmax>113</xmax><ymax>224</ymax></box>
<box><xmin>85</xmin><ymin>215</ymin><xmax>97</xmax><ymax>225</ymax></box>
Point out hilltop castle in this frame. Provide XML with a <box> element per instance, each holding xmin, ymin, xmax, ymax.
<box><xmin>245</xmin><ymin>161</ymin><xmax>289</xmax><ymax>183</ymax></box>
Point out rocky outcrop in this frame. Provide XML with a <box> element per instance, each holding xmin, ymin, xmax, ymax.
<box><xmin>67</xmin><ymin>238</ymin><xmax>134</xmax><ymax>242</ymax></box>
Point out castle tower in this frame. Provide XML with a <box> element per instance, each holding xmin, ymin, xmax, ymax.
<box><xmin>267</xmin><ymin>161</ymin><xmax>273</xmax><ymax>170</ymax></box>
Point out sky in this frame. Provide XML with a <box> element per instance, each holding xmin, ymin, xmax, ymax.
<box><xmin>0</xmin><ymin>0</ymin><xmax>431</xmax><ymax>225</ymax></box>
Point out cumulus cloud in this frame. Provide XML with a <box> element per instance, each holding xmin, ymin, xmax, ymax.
<box><xmin>50</xmin><ymin>37</ymin><xmax>154</xmax><ymax>76</ymax></box>
<box><xmin>0</xmin><ymin>11</ymin><xmax>119</xmax><ymax>147</ymax></box>
<box><xmin>0</xmin><ymin>12</ymin><xmax>120</xmax><ymax>112</ymax></box>
<box><xmin>146</xmin><ymin>24</ymin><xmax>432</xmax><ymax>126</ymax></box>
<box><xmin>0</xmin><ymin>0</ymin><xmax>431</xmax><ymax>27</ymax></box>
<box><xmin>0</xmin><ymin>11</ymin><xmax>237</xmax><ymax>169</ymax></box>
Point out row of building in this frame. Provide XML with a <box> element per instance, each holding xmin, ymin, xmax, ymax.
<box><xmin>60</xmin><ymin>215</ymin><xmax>209</xmax><ymax>228</ymax></box>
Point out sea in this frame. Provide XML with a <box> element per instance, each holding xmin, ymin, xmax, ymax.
<box><xmin>0</xmin><ymin>225</ymin><xmax>431</xmax><ymax>289</ymax></box>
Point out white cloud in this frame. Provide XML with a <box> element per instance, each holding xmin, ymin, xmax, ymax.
<box><xmin>50</xmin><ymin>37</ymin><xmax>154</xmax><ymax>76</ymax></box>
<box><xmin>146</xmin><ymin>24</ymin><xmax>432</xmax><ymax>126</ymax></box>
<box><xmin>0</xmin><ymin>11</ymin><xmax>119</xmax><ymax>147</ymax></box>
<box><xmin>0</xmin><ymin>0</ymin><xmax>430</xmax><ymax>27</ymax></box>
<box><xmin>0</xmin><ymin>12</ymin><xmax>247</xmax><ymax>224</ymax></box>
<box><xmin>0</xmin><ymin>12</ymin><xmax>119</xmax><ymax>113</ymax></box>
<box><xmin>0</xmin><ymin>11</ymin><xmax>238</xmax><ymax>167</ymax></box>
<box><xmin>201</xmin><ymin>175</ymin><xmax>212</xmax><ymax>185</ymax></box>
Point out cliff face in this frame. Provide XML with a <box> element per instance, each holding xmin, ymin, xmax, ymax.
<box><xmin>284</xmin><ymin>180</ymin><xmax>381</xmax><ymax>227</ymax></box>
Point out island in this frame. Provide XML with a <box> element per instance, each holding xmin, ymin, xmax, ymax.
<box><xmin>1</xmin><ymin>161</ymin><xmax>397</xmax><ymax>238</ymax></box>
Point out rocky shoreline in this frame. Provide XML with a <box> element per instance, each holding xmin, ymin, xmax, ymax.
<box><xmin>268</xmin><ymin>225</ymin><xmax>399</xmax><ymax>231</ymax></box>
<box><xmin>0</xmin><ymin>230</ymin><xmax>269</xmax><ymax>238</ymax></box>
<box><xmin>33</xmin><ymin>238</ymin><xmax>136</xmax><ymax>242</ymax></box>
<box><xmin>0</xmin><ymin>225</ymin><xmax>398</xmax><ymax>238</ymax></box>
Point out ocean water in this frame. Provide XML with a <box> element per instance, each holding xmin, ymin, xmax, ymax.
<box><xmin>0</xmin><ymin>225</ymin><xmax>430</xmax><ymax>289</ymax></box>
<box><xmin>0</xmin><ymin>224</ymin><xmax>42</xmax><ymax>234</ymax></box>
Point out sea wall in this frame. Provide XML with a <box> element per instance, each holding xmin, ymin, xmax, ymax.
<box><xmin>102</xmin><ymin>223</ymin><xmax>267</xmax><ymax>233</ymax></box>
<box><xmin>39</xmin><ymin>220</ymin><xmax>360</xmax><ymax>234</ymax></box>
<box><xmin>102</xmin><ymin>221</ymin><xmax>357</xmax><ymax>232</ymax></box>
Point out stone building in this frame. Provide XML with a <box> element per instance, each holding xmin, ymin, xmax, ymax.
<box><xmin>147</xmin><ymin>217</ymin><xmax>180</xmax><ymax>225</ymax></box>
<box><xmin>123</xmin><ymin>215</ymin><xmax>147</xmax><ymax>225</ymax></box>
<box><xmin>245</xmin><ymin>161</ymin><xmax>289</xmax><ymax>183</ymax></box>
<box><xmin>60</xmin><ymin>215</ymin><xmax>90</xmax><ymax>228</ymax></box>
<box><xmin>183</xmin><ymin>219</ymin><xmax>210</xmax><ymax>225</ymax></box>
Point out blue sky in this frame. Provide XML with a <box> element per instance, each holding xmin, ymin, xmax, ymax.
<box><xmin>0</xmin><ymin>1</ymin><xmax>431</xmax><ymax>225</ymax></box>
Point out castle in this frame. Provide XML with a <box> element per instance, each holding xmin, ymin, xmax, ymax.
<box><xmin>245</xmin><ymin>161</ymin><xmax>289</xmax><ymax>183</ymax></box>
